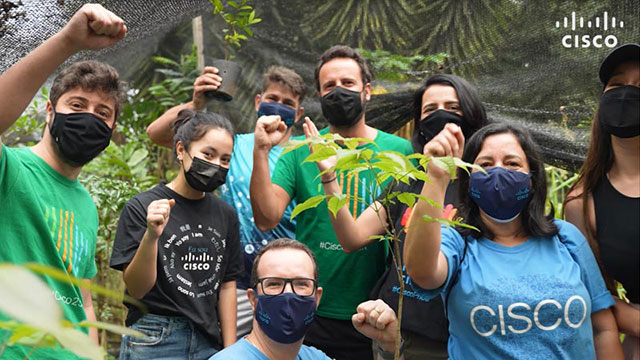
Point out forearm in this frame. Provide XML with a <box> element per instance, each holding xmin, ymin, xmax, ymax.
<box><xmin>217</xmin><ymin>281</ymin><xmax>237</xmax><ymax>347</ymax></box>
<box><xmin>81</xmin><ymin>284</ymin><xmax>98</xmax><ymax>343</ymax></box>
<box><xmin>146</xmin><ymin>101</ymin><xmax>199</xmax><ymax>148</ymax></box>
<box><xmin>592</xmin><ymin>309</ymin><xmax>624</xmax><ymax>359</ymax></box>
<box><xmin>403</xmin><ymin>177</ymin><xmax>448</xmax><ymax>289</ymax></box>
<box><xmin>612</xmin><ymin>298</ymin><xmax>640</xmax><ymax>337</ymax></box>
<box><xmin>250</xmin><ymin>150</ymin><xmax>283</xmax><ymax>231</ymax></box>
<box><xmin>324</xmin><ymin>176</ymin><xmax>386</xmax><ymax>252</ymax></box>
<box><xmin>123</xmin><ymin>230</ymin><xmax>159</xmax><ymax>299</ymax></box>
<box><xmin>0</xmin><ymin>33</ymin><xmax>78</xmax><ymax>134</ymax></box>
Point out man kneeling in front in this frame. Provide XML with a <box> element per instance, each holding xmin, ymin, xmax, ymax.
<box><xmin>211</xmin><ymin>238</ymin><xmax>402</xmax><ymax>360</ymax></box>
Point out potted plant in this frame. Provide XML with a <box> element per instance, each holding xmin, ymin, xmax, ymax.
<box><xmin>206</xmin><ymin>0</ymin><xmax>262</xmax><ymax>102</ymax></box>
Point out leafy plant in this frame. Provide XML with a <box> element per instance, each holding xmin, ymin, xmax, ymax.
<box><xmin>284</xmin><ymin>134</ymin><xmax>481</xmax><ymax>360</ymax></box>
<box><xmin>1</xmin><ymin>87</ymin><xmax>47</xmax><ymax>147</ymax></box>
<box><xmin>209</xmin><ymin>0</ymin><xmax>262</xmax><ymax>60</ymax></box>
<box><xmin>358</xmin><ymin>49</ymin><xmax>448</xmax><ymax>82</ymax></box>
<box><xmin>0</xmin><ymin>263</ymin><xmax>144</xmax><ymax>360</ymax></box>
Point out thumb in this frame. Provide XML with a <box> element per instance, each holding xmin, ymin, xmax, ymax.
<box><xmin>168</xmin><ymin>199</ymin><xmax>176</xmax><ymax>208</ymax></box>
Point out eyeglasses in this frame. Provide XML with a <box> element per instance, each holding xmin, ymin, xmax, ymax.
<box><xmin>254</xmin><ymin>277</ymin><xmax>318</xmax><ymax>297</ymax></box>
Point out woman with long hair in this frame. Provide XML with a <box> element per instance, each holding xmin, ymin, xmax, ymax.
<box><xmin>565</xmin><ymin>43</ymin><xmax>639</xmax><ymax>359</ymax></box>
<box><xmin>110</xmin><ymin>110</ymin><xmax>244</xmax><ymax>359</ymax></box>
<box><xmin>402</xmin><ymin>122</ymin><xmax>622</xmax><ymax>359</ymax></box>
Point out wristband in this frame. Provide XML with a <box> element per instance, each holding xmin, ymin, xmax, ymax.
<box><xmin>321</xmin><ymin>175</ymin><xmax>337</xmax><ymax>184</ymax></box>
<box><xmin>377</xmin><ymin>338</ymin><xmax>405</xmax><ymax>360</ymax></box>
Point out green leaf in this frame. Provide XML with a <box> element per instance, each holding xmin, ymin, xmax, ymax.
<box><xmin>53</xmin><ymin>327</ymin><xmax>105</xmax><ymax>360</ymax></box>
<box><xmin>77</xmin><ymin>321</ymin><xmax>145</xmax><ymax>338</ymax></box>
<box><xmin>127</xmin><ymin>148</ymin><xmax>148</xmax><ymax>168</ymax></box>
<box><xmin>290</xmin><ymin>195</ymin><xmax>327</xmax><ymax>219</ymax></box>
<box><xmin>23</xmin><ymin>263</ymin><xmax>146</xmax><ymax>311</ymax></box>
<box><xmin>0</xmin><ymin>264</ymin><xmax>62</xmax><ymax>331</ymax></box>
<box><xmin>366</xmin><ymin>235</ymin><xmax>387</xmax><ymax>242</ymax></box>
<box><xmin>397</xmin><ymin>193</ymin><xmax>415</xmax><ymax>208</ymax></box>
<box><xmin>327</xmin><ymin>193</ymin><xmax>348</xmax><ymax>218</ymax></box>
<box><xmin>303</xmin><ymin>146</ymin><xmax>336</xmax><ymax>163</ymax></box>
<box><xmin>228</xmin><ymin>1</ymin><xmax>238</xmax><ymax>8</ymax></box>
<box><xmin>430</xmin><ymin>156</ymin><xmax>457</xmax><ymax>179</ymax></box>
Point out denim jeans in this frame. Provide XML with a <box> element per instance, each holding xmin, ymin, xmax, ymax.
<box><xmin>119</xmin><ymin>313</ymin><xmax>219</xmax><ymax>360</ymax></box>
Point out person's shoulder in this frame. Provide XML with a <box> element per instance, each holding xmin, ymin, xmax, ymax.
<box><xmin>298</xmin><ymin>344</ymin><xmax>332</xmax><ymax>360</ymax></box>
<box><xmin>210</xmin><ymin>339</ymin><xmax>263</xmax><ymax>359</ymax></box>
<box><xmin>124</xmin><ymin>184</ymin><xmax>164</xmax><ymax>209</ymax></box>
<box><xmin>552</xmin><ymin>219</ymin><xmax>587</xmax><ymax>248</ymax></box>
<box><xmin>207</xmin><ymin>193</ymin><xmax>239</xmax><ymax>217</ymax></box>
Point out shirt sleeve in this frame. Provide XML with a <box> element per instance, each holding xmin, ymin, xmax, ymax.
<box><xmin>408</xmin><ymin>225</ymin><xmax>467</xmax><ymax>300</ymax></box>
<box><xmin>222</xmin><ymin>208</ymin><xmax>244</xmax><ymax>282</ymax></box>
<box><xmin>271</xmin><ymin>149</ymin><xmax>297</xmax><ymax>199</ymax></box>
<box><xmin>556</xmin><ymin>220</ymin><xmax>615</xmax><ymax>313</ymax></box>
<box><xmin>109</xmin><ymin>197</ymin><xmax>148</xmax><ymax>271</ymax></box>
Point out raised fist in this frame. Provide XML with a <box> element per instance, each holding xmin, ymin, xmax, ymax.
<box><xmin>59</xmin><ymin>4</ymin><xmax>127</xmax><ymax>52</ymax></box>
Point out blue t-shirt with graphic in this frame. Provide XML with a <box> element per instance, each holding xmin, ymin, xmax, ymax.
<box><xmin>410</xmin><ymin>220</ymin><xmax>614</xmax><ymax>360</ymax></box>
<box><xmin>210</xmin><ymin>338</ymin><xmax>330</xmax><ymax>360</ymax></box>
<box><xmin>220</xmin><ymin>133</ymin><xmax>296</xmax><ymax>289</ymax></box>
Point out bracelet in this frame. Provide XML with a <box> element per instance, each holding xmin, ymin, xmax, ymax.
<box><xmin>377</xmin><ymin>338</ymin><xmax>405</xmax><ymax>360</ymax></box>
<box><xmin>321</xmin><ymin>175</ymin><xmax>337</xmax><ymax>184</ymax></box>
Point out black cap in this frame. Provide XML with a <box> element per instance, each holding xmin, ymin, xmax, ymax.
<box><xmin>599</xmin><ymin>43</ymin><xmax>640</xmax><ymax>85</ymax></box>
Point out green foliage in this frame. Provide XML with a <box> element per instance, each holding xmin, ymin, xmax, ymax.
<box><xmin>358</xmin><ymin>49</ymin><xmax>448</xmax><ymax>81</ymax></box>
<box><xmin>210</xmin><ymin>0</ymin><xmax>262</xmax><ymax>60</ymax></box>
<box><xmin>1</xmin><ymin>87</ymin><xmax>47</xmax><ymax>147</ymax></box>
<box><xmin>0</xmin><ymin>264</ymin><xmax>143</xmax><ymax>359</ymax></box>
<box><xmin>545</xmin><ymin>165</ymin><xmax>579</xmax><ymax>218</ymax></box>
<box><xmin>285</xmin><ymin>134</ymin><xmax>481</xmax><ymax>359</ymax></box>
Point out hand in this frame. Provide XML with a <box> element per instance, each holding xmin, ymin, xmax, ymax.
<box><xmin>303</xmin><ymin>117</ymin><xmax>336</xmax><ymax>179</ymax></box>
<box><xmin>254</xmin><ymin>115</ymin><xmax>287</xmax><ymax>152</ymax></box>
<box><xmin>58</xmin><ymin>4</ymin><xmax>126</xmax><ymax>52</ymax></box>
<box><xmin>423</xmin><ymin>123</ymin><xmax>465</xmax><ymax>181</ymax></box>
<box><xmin>352</xmin><ymin>299</ymin><xmax>398</xmax><ymax>353</ymax></box>
<box><xmin>146</xmin><ymin>199</ymin><xmax>176</xmax><ymax>240</ymax></box>
<box><xmin>192</xmin><ymin>67</ymin><xmax>222</xmax><ymax>110</ymax></box>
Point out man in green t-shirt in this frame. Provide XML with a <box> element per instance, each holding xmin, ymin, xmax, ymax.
<box><xmin>0</xmin><ymin>4</ymin><xmax>126</xmax><ymax>359</ymax></box>
<box><xmin>249</xmin><ymin>45</ymin><xmax>413</xmax><ymax>360</ymax></box>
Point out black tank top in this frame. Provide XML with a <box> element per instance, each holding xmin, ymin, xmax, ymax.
<box><xmin>593</xmin><ymin>176</ymin><xmax>640</xmax><ymax>304</ymax></box>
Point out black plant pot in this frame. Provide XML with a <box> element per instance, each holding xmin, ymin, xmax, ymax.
<box><xmin>205</xmin><ymin>59</ymin><xmax>242</xmax><ymax>102</ymax></box>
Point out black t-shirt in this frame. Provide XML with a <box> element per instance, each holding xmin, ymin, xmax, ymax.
<box><xmin>110</xmin><ymin>183</ymin><xmax>244</xmax><ymax>346</ymax></box>
<box><xmin>593</xmin><ymin>176</ymin><xmax>640</xmax><ymax>303</ymax></box>
<box><xmin>372</xmin><ymin>179</ymin><xmax>458</xmax><ymax>341</ymax></box>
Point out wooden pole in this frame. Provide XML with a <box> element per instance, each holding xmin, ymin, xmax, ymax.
<box><xmin>192</xmin><ymin>16</ymin><xmax>204</xmax><ymax>71</ymax></box>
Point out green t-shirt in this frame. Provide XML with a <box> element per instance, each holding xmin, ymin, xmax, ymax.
<box><xmin>272</xmin><ymin>128</ymin><xmax>412</xmax><ymax>319</ymax></box>
<box><xmin>0</xmin><ymin>145</ymin><xmax>98</xmax><ymax>359</ymax></box>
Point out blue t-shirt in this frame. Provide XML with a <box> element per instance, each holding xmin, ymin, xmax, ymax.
<box><xmin>219</xmin><ymin>133</ymin><xmax>296</xmax><ymax>289</ymax></box>
<box><xmin>410</xmin><ymin>220</ymin><xmax>614</xmax><ymax>360</ymax></box>
<box><xmin>210</xmin><ymin>338</ymin><xmax>331</xmax><ymax>360</ymax></box>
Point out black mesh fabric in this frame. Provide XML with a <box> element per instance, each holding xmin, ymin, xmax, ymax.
<box><xmin>1</xmin><ymin>0</ymin><xmax>638</xmax><ymax>172</ymax></box>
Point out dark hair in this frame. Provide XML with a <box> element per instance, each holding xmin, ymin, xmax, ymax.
<box><xmin>314</xmin><ymin>45</ymin><xmax>372</xmax><ymax>92</ymax></box>
<box><xmin>564</xmin><ymin>108</ymin><xmax>615</xmax><ymax>289</ymax></box>
<box><xmin>50</xmin><ymin>60</ymin><xmax>126</xmax><ymax>120</ymax></box>
<box><xmin>411</xmin><ymin>74</ymin><xmax>488</xmax><ymax>153</ymax></box>
<box><xmin>172</xmin><ymin>109</ymin><xmax>234</xmax><ymax>156</ymax></box>
<box><xmin>250</xmin><ymin>238</ymin><xmax>318</xmax><ymax>288</ymax></box>
<box><xmin>456</xmin><ymin>123</ymin><xmax>558</xmax><ymax>239</ymax></box>
<box><xmin>263</xmin><ymin>65</ymin><xmax>307</xmax><ymax>103</ymax></box>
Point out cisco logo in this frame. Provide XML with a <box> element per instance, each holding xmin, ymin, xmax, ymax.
<box><xmin>557</xmin><ymin>11</ymin><xmax>623</xmax><ymax>48</ymax></box>
<box><xmin>181</xmin><ymin>252</ymin><xmax>215</xmax><ymax>271</ymax></box>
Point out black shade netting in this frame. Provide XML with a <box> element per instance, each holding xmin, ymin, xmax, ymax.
<box><xmin>1</xmin><ymin>0</ymin><xmax>639</xmax><ymax>172</ymax></box>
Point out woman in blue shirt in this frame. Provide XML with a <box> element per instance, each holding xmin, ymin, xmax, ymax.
<box><xmin>403</xmin><ymin>122</ymin><xmax>623</xmax><ymax>359</ymax></box>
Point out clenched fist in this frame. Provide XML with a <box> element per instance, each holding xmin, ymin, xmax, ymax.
<box><xmin>59</xmin><ymin>4</ymin><xmax>127</xmax><ymax>52</ymax></box>
<box><xmin>146</xmin><ymin>199</ymin><xmax>176</xmax><ymax>240</ymax></box>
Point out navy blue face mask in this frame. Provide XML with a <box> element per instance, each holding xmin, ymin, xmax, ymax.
<box><xmin>254</xmin><ymin>293</ymin><xmax>316</xmax><ymax>344</ymax></box>
<box><xmin>469</xmin><ymin>167</ymin><xmax>532</xmax><ymax>223</ymax></box>
<box><xmin>257</xmin><ymin>101</ymin><xmax>297</xmax><ymax>127</ymax></box>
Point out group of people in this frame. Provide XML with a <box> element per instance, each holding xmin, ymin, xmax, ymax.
<box><xmin>0</xmin><ymin>4</ymin><xmax>637</xmax><ymax>360</ymax></box>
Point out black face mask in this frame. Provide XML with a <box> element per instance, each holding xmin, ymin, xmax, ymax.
<box><xmin>320</xmin><ymin>86</ymin><xmax>366</xmax><ymax>128</ymax></box>
<box><xmin>183</xmin><ymin>154</ymin><xmax>228</xmax><ymax>192</ymax></box>
<box><xmin>599</xmin><ymin>85</ymin><xmax>640</xmax><ymax>138</ymax></box>
<box><xmin>418</xmin><ymin>109</ymin><xmax>463</xmax><ymax>144</ymax></box>
<box><xmin>49</xmin><ymin>111</ymin><xmax>112</xmax><ymax>166</ymax></box>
